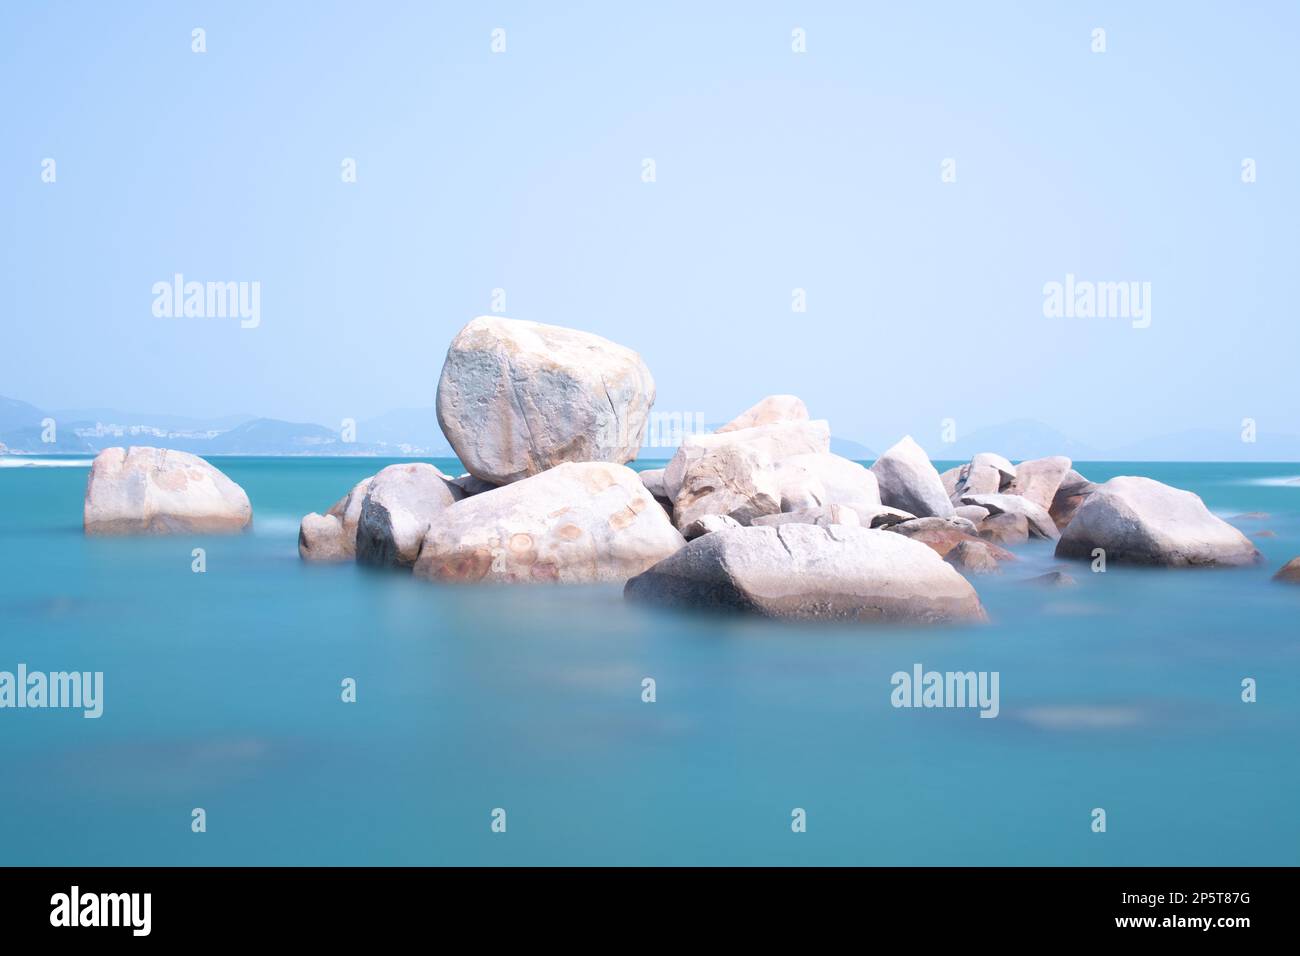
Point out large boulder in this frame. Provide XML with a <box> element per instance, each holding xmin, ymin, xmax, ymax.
<box><xmin>1055</xmin><ymin>476</ymin><xmax>1262</xmax><ymax>567</ymax></box>
<box><xmin>413</xmin><ymin>461</ymin><xmax>685</xmax><ymax>583</ymax></box>
<box><xmin>716</xmin><ymin>394</ymin><xmax>810</xmax><ymax>433</ymax></box>
<box><xmin>83</xmin><ymin>446</ymin><xmax>252</xmax><ymax>535</ymax></box>
<box><xmin>356</xmin><ymin>463</ymin><xmax>461</xmax><ymax>568</ymax></box>
<box><xmin>624</xmin><ymin>524</ymin><xmax>986</xmax><ymax>624</ymax></box>
<box><xmin>435</xmin><ymin>316</ymin><xmax>655</xmax><ymax>484</ymax></box>
<box><xmin>664</xmin><ymin>420</ymin><xmax>830</xmax><ymax>532</ymax></box>
<box><xmin>960</xmin><ymin>492</ymin><xmax>1060</xmax><ymax>540</ymax></box>
<box><xmin>773</xmin><ymin>452</ymin><xmax>881</xmax><ymax>516</ymax></box>
<box><xmin>664</xmin><ymin>419</ymin><xmax>830</xmax><ymax>500</ymax></box>
<box><xmin>870</xmin><ymin>436</ymin><xmax>955</xmax><ymax>518</ymax></box>
<box><xmin>1005</xmin><ymin>456</ymin><xmax>1072</xmax><ymax>511</ymax></box>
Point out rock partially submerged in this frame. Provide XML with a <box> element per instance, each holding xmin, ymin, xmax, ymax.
<box><xmin>624</xmin><ymin>524</ymin><xmax>986</xmax><ymax>624</ymax></box>
<box><xmin>1055</xmin><ymin>476</ymin><xmax>1262</xmax><ymax>568</ymax></box>
<box><xmin>83</xmin><ymin>447</ymin><xmax>252</xmax><ymax>535</ymax></box>
<box><xmin>1274</xmin><ymin>558</ymin><xmax>1300</xmax><ymax>584</ymax></box>
<box><xmin>889</xmin><ymin>517</ymin><xmax>1014</xmax><ymax>569</ymax></box>
<box><xmin>414</xmin><ymin>461</ymin><xmax>684</xmax><ymax>584</ymax></box>
<box><xmin>1026</xmin><ymin>570</ymin><xmax>1078</xmax><ymax>588</ymax></box>
<box><xmin>436</xmin><ymin>316</ymin><xmax>655</xmax><ymax>485</ymax></box>
<box><xmin>870</xmin><ymin>435</ymin><xmax>954</xmax><ymax>518</ymax></box>
<box><xmin>979</xmin><ymin>512</ymin><xmax>1029</xmax><ymax>545</ymax></box>
<box><xmin>298</xmin><ymin>513</ymin><xmax>350</xmax><ymax>563</ymax></box>
<box><xmin>299</xmin><ymin>475</ymin><xmax>374</xmax><ymax>563</ymax></box>
<box><xmin>356</xmin><ymin>463</ymin><xmax>461</xmax><ymax>568</ymax></box>
<box><xmin>945</xmin><ymin>539</ymin><xmax>1003</xmax><ymax>575</ymax></box>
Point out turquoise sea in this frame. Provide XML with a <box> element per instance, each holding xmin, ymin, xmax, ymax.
<box><xmin>0</xmin><ymin>456</ymin><xmax>1297</xmax><ymax>865</ymax></box>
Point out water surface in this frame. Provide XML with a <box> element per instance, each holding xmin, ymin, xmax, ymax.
<box><xmin>1</xmin><ymin>457</ymin><xmax>1296</xmax><ymax>865</ymax></box>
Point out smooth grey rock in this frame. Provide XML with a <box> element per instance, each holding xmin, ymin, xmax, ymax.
<box><xmin>413</xmin><ymin>461</ymin><xmax>685</xmax><ymax>583</ymax></box>
<box><xmin>1056</xmin><ymin>476</ymin><xmax>1262</xmax><ymax>567</ymax></box>
<box><xmin>716</xmin><ymin>394</ymin><xmax>809</xmax><ymax>433</ymax></box>
<box><xmin>870</xmin><ymin>435</ymin><xmax>955</xmax><ymax>518</ymax></box>
<box><xmin>83</xmin><ymin>446</ymin><xmax>251</xmax><ymax>535</ymax></box>
<box><xmin>436</xmin><ymin>315</ymin><xmax>655</xmax><ymax>484</ymax></box>
<box><xmin>624</xmin><ymin>524</ymin><xmax>986</xmax><ymax>624</ymax></box>
<box><xmin>356</xmin><ymin>463</ymin><xmax>460</xmax><ymax>568</ymax></box>
<box><xmin>961</xmin><ymin>492</ymin><xmax>1060</xmax><ymax>540</ymax></box>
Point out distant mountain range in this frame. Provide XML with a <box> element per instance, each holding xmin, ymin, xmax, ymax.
<box><xmin>1</xmin><ymin>397</ymin><xmax>1296</xmax><ymax>462</ymax></box>
<box><xmin>0</xmin><ymin>397</ymin><xmax>455</xmax><ymax>457</ymax></box>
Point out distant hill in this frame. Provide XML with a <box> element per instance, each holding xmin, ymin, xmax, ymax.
<box><xmin>3</xmin><ymin>396</ymin><xmax>1297</xmax><ymax>461</ymax></box>
<box><xmin>939</xmin><ymin>419</ymin><xmax>1103</xmax><ymax>462</ymax></box>
<box><xmin>1109</xmin><ymin>428</ymin><xmax>1300</xmax><ymax>462</ymax></box>
<box><xmin>357</xmin><ymin>407</ymin><xmax>456</xmax><ymax>456</ymax></box>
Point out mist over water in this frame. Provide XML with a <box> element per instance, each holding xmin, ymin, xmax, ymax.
<box><xmin>1</xmin><ymin>457</ymin><xmax>1296</xmax><ymax>864</ymax></box>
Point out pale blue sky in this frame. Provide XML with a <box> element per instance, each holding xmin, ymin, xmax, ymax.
<box><xmin>3</xmin><ymin>1</ymin><xmax>1297</xmax><ymax>451</ymax></box>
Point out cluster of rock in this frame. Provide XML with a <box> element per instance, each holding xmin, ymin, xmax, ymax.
<box><xmin>80</xmin><ymin>315</ymin><xmax>1298</xmax><ymax>620</ymax></box>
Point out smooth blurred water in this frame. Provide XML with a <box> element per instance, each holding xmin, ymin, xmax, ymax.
<box><xmin>0</xmin><ymin>456</ymin><xmax>1297</xmax><ymax>865</ymax></box>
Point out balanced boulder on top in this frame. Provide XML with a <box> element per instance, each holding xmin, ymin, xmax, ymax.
<box><xmin>436</xmin><ymin>316</ymin><xmax>655</xmax><ymax>485</ymax></box>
